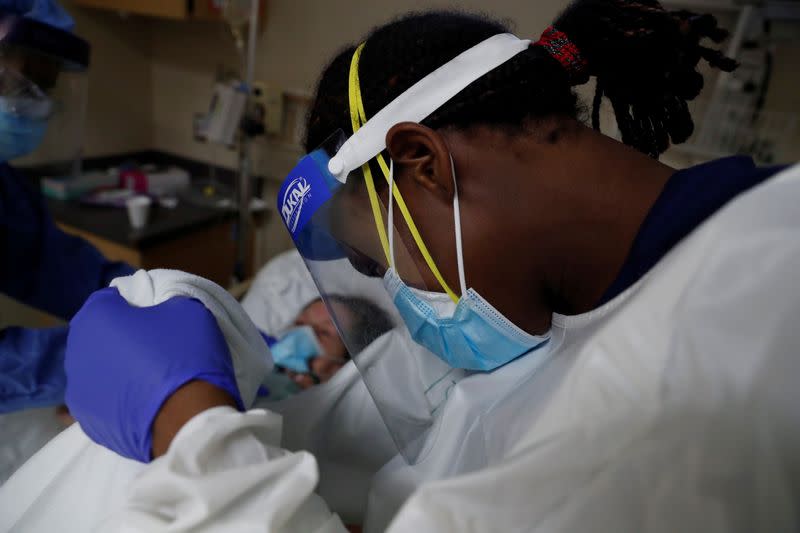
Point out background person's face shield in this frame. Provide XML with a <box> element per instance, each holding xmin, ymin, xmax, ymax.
<box><xmin>0</xmin><ymin>14</ymin><xmax>90</xmax><ymax>176</ymax></box>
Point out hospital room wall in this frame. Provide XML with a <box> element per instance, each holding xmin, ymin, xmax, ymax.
<box><xmin>68</xmin><ymin>2</ymin><xmax>154</xmax><ymax>157</ymax></box>
<box><xmin>144</xmin><ymin>0</ymin><xmax>575</xmax><ymax>265</ymax></box>
<box><xmin>57</xmin><ymin>0</ymin><xmax>800</xmax><ymax>273</ymax></box>
<box><xmin>144</xmin><ymin>1</ymin><xmax>800</xmax><ymax>269</ymax></box>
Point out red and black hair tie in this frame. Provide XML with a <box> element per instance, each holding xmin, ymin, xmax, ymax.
<box><xmin>535</xmin><ymin>26</ymin><xmax>589</xmax><ymax>84</ymax></box>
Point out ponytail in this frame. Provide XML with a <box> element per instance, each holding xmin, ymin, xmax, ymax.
<box><xmin>306</xmin><ymin>1</ymin><xmax>737</xmax><ymax>159</ymax></box>
<box><xmin>552</xmin><ymin>0</ymin><xmax>738</xmax><ymax>156</ymax></box>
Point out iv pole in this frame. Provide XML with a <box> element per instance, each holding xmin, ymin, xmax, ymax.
<box><xmin>233</xmin><ymin>0</ymin><xmax>260</xmax><ymax>282</ymax></box>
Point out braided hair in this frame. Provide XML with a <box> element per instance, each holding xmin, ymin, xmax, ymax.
<box><xmin>305</xmin><ymin>0</ymin><xmax>737</xmax><ymax>159</ymax></box>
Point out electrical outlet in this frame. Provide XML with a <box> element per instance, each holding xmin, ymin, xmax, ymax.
<box><xmin>252</xmin><ymin>82</ymin><xmax>284</xmax><ymax>136</ymax></box>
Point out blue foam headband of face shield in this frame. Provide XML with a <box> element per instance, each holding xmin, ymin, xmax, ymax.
<box><xmin>277</xmin><ymin>147</ymin><xmax>346</xmax><ymax>261</ymax></box>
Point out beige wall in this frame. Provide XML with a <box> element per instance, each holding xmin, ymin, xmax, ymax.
<box><xmin>60</xmin><ymin>2</ymin><xmax>800</xmax><ymax>266</ymax></box>
<box><xmin>143</xmin><ymin>0</ymin><xmax>573</xmax><ymax>259</ymax></box>
<box><xmin>69</xmin><ymin>1</ymin><xmax>153</xmax><ymax>157</ymax></box>
<box><xmin>148</xmin><ymin>19</ymin><xmax>240</xmax><ymax>169</ymax></box>
<box><xmin>144</xmin><ymin>0</ymin><xmax>570</xmax><ymax>170</ymax></box>
<box><xmin>256</xmin><ymin>0</ymin><xmax>567</xmax><ymax>93</ymax></box>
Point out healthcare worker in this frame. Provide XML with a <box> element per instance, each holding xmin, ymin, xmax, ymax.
<box><xmin>61</xmin><ymin>1</ymin><xmax>800</xmax><ymax>531</ymax></box>
<box><xmin>0</xmin><ymin>0</ymin><xmax>133</xmax><ymax>413</ymax></box>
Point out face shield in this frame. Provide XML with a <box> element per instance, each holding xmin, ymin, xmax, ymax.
<box><xmin>278</xmin><ymin>34</ymin><xmax>531</xmax><ymax>463</ymax></box>
<box><xmin>0</xmin><ymin>14</ymin><xmax>90</xmax><ymax>175</ymax></box>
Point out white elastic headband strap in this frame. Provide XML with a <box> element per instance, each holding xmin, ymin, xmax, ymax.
<box><xmin>388</xmin><ymin>159</ymin><xmax>396</xmax><ymax>268</ymax></box>
<box><xmin>388</xmin><ymin>151</ymin><xmax>469</xmax><ymax>296</ymax></box>
<box><xmin>328</xmin><ymin>33</ymin><xmax>531</xmax><ymax>181</ymax></box>
<box><xmin>450</xmin><ymin>154</ymin><xmax>467</xmax><ymax>296</ymax></box>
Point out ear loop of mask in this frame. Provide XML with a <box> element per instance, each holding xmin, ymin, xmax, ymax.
<box><xmin>450</xmin><ymin>155</ymin><xmax>468</xmax><ymax>296</ymax></box>
<box><xmin>349</xmin><ymin>42</ymin><xmax>459</xmax><ymax>303</ymax></box>
<box><xmin>390</xmin><ymin>156</ymin><xmax>469</xmax><ymax>298</ymax></box>
<box><xmin>389</xmin><ymin>159</ymin><xmax>396</xmax><ymax>268</ymax></box>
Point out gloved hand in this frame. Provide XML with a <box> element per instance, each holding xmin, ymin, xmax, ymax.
<box><xmin>65</xmin><ymin>287</ymin><xmax>243</xmax><ymax>463</ymax></box>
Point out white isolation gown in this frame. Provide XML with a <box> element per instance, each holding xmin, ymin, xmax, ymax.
<box><xmin>2</xmin><ymin>163</ymin><xmax>800</xmax><ymax>532</ymax></box>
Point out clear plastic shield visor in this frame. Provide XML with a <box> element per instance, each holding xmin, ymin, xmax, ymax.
<box><xmin>0</xmin><ymin>47</ymin><xmax>87</xmax><ymax>176</ymax></box>
<box><xmin>278</xmin><ymin>131</ymin><xmax>467</xmax><ymax>463</ymax></box>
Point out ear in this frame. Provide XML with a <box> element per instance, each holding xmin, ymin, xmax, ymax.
<box><xmin>385</xmin><ymin>122</ymin><xmax>454</xmax><ymax>204</ymax></box>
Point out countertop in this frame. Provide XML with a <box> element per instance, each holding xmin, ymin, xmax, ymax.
<box><xmin>25</xmin><ymin>150</ymin><xmax>266</xmax><ymax>249</ymax></box>
<box><xmin>47</xmin><ymin>198</ymin><xmax>232</xmax><ymax>248</ymax></box>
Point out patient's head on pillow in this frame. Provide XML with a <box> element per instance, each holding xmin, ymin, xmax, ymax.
<box><xmin>290</xmin><ymin>295</ymin><xmax>393</xmax><ymax>387</ymax></box>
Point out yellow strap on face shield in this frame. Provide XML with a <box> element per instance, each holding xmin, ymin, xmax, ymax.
<box><xmin>348</xmin><ymin>43</ymin><xmax>392</xmax><ymax>271</ymax></box>
<box><xmin>347</xmin><ymin>43</ymin><xmax>459</xmax><ymax>303</ymax></box>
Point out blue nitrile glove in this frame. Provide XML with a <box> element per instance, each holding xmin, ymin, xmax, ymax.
<box><xmin>64</xmin><ymin>287</ymin><xmax>243</xmax><ymax>463</ymax></box>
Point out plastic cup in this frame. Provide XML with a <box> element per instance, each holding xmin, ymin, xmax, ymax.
<box><xmin>126</xmin><ymin>196</ymin><xmax>152</xmax><ymax>229</ymax></box>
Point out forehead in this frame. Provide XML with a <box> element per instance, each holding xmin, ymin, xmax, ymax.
<box><xmin>297</xmin><ymin>300</ymin><xmax>329</xmax><ymax>321</ymax></box>
<box><xmin>305</xmin><ymin>299</ymin><xmax>328</xmax><ymax>314</ymax></box>
<box><xmin>296</xmin><ymin>299</ymin><xmax>356</xmax><ymax>333</ymax></box>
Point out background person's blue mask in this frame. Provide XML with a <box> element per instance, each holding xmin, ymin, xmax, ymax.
<box><xmin>270</xmin><ymin>325</ymin><xmax>322</xmax><ymax>373</ymax></box>
<box><xmin>0</xmin><ymin>99</ymin><xmax>49</xmax><ymax>162</ymax></box>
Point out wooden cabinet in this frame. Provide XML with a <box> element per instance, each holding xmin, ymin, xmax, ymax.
<box><xmin>57</xmin><ymin>219</ymin><xmax>255</xmax><ymax>288</ymax></box>
<box><xmin>71</xmin><ymin>0</ymin><xmax>240</xmax><ymax>21</ymax></box>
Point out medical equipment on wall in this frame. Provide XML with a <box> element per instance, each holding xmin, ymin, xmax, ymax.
<box><xmin>195</xmin><ymin>82</ymin><xmax>249</xmax><ymax>146</ymax></box>
<box><xmin>679</xmin><ymin>2</ymin><xmax>800</xmax><ymax>164</ymax></box>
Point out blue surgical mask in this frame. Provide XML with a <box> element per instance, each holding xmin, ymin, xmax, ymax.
<box><xmin>270</xmin><ymin>325</ymin><xmax>322</xmax><ymax>373</ymax></box>
<box><xmin>385</xmin><ymin>271</ymin><xmax>550</xmax><ymax>371</ymax></box>
<box><xmin>383</xmin><ymin>156</ymin><xmax>551</xmax><ymax>371</ymax></box>
<box><xmin>0</xmin><ymin>95</ymin><xmax>51</xmax><ymax>161</ymax></box>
